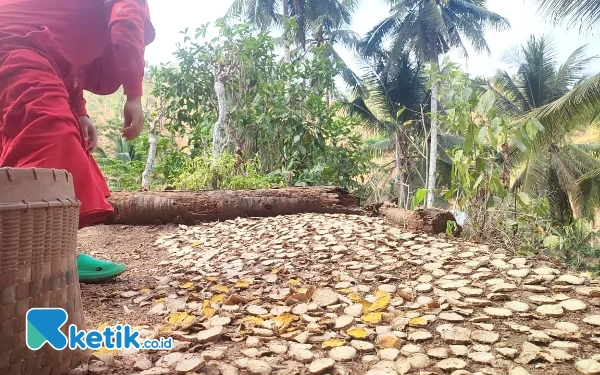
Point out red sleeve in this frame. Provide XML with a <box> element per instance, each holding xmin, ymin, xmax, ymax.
<box><xmin>68</xmin><ymin>83</ymin><xmax>89</xmax><ymax>118</ymax></box>
<box><xmin>108</xmin><ymin>0</ymin><xmax>147</xmax><ymax>97</ymax></box>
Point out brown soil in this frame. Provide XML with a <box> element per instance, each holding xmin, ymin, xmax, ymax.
<box><xmin>77</xmin><ymin>224</ymin><xmax>174</xmax><ymax>329</ymax></box>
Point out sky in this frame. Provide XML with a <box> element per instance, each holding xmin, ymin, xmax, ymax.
<box><xmin>145</xmin><ymin>0</ymin><xmax>600</xmax><ymax>79</ymax></box>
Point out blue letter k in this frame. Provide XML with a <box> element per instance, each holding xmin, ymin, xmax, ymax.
<box><xmin>26</xmin><ymin>308</ymin><xmax>69</xmax><ymax>350</ymax></box>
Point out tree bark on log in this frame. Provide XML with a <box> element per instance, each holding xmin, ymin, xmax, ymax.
<box><xmin>380</xmin><ymin>206</ymin><xmax>462</xmax><ymax>236</ymax></box>
<box><xmin>105</xmin><ymin>186</ymin><xmax>363</xmax><ymax>225</ymax></box>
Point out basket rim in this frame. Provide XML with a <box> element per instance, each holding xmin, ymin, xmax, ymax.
<box><xmin>0</xmin><ymin>199</ymin><xmax>81</xmax><ymax>213</ymax></box>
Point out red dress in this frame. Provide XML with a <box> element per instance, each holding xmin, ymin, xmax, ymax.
<box><xmin>0</xmin><ymin>0</ymin><xmax>156</xmax><ymax>228</ymax></box>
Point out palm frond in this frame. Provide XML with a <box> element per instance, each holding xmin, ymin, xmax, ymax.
<box><xmin>492</xmin><ymin>69</ymin><xmax>531</xmax><ymax>113</ymax></box>
<box><xmin>366</xmin><ymin>137</ymin><xmax>395</xmax><ymax>154</ymax></box>
<box><xmin>361</xmin><ymin>16</ymin><xmax>400</xmax><ymax>57</ymax></box>
<box><xmin>449</xmin><ymin>0</ymin><xmax>511</xmax><ymax>32</ymax></box>
<box><xmin>533</xmin><ymin>0</ymin><xmax>600</xmax><ymax>31</ymax></box>
<box><xmin>343</xmin><ymin>96</ymin><xmax>388</xmax><ymax>133</ymax></box>
<box><xmin>515</xmin><ymin>156</ymin><xmax>549</xmax><ymax>194</ymax></box>
<box><xmin>576</xmin><ymin>167</ymin><xmax>600</xmax><ymax>218</ymax></box>
<box><xmin>528</xmin><ymin>72</ymin><xmax>600</xmax><ymax>139</ymax></box>
<box><xmin>550</xmin><ymin>150</ymin><xmax>579</xmax><ymax>196</ymax></box>
<box><xmin>554</xmin><ymin>45</ymin><xmax>597</xmax><ymax>89</ymax></box>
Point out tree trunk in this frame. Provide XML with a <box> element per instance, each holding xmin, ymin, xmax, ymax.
<box><xmin>141</xmin><ymin>115</ymin><xmax>159</xmax><ymax>190</ymax></box>
<box><xmin>212</xmin><ymin>79</ymin><xmax>227</xmax><ymax>162</ymax></box>
<box><xmin>105</xmin><ymin>186</ymin><xmax>363</xmax><ymax>225</ymax></box>
<box><xmin>426</xmin><ymin>58</ymin><xmax>440</xmax><ymax>208</ymax></box>
<box><xmin>283</xmin><ymin>0</ymin><xmax>292</xmax><ymax>64</ymax></box>
<box><xmin>380</xmin><ymin>206</ymin><xmax>461</xmax><ymax>236</ymax></box>
<box><xmin>395</xmin><ymin>129</ymin><xmax>409</xmax><ymax>208</ymax></box>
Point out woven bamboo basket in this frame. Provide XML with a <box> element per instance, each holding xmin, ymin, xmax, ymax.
<box><xmin>0</xmin><ymin>167</ymin><xmax>87</xmax><ymax>375</ymax></box>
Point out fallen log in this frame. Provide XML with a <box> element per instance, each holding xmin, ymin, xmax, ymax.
<box><xmin>380</xmin><ymin>206</ymin><xmax>462</xmax><ymax>236</ymax></box>
<box><xmin>105</xmin><ymin>186</ymin><xmax>363</xmax><ymax>225</ymax></box>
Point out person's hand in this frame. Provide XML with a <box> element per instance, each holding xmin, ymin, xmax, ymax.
<box><xmin>79</xmin><ymin>116</ymin><xmax>98</xmax><ymax>154</ymax></box>
<box><xmin>122</xmin><ymin>96</ymin><xmax>144</xmax><ymax>140</ymax></box>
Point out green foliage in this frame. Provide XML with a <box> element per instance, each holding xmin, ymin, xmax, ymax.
<box><xmin>544</xmin><ymin>219</ymin><xmax>600</xmax><ymax>271</ymax></box>
<box><xmin>96</xmin><ymin>134</ymin><xmax>147</xmax><ymax>191</ymax></box>
<box><xmin>150</xmin><ymin>19</ymin><xmax>371</xmax><ymax>194</ymax></box>
<box><xmin>411</xmin><ymin>188</ymin><xmax>428</xmax><ymax>209</ymax></box>
<box><xmin>432</xmin><ymin>61</ymin><xmax>511</xmax><ymax>206</ymax></box>
<box><xmin>446</xmin><ymin>220</ymin><xmax>457</xmax><ymax>237</ymax></box>
<box><xmin>173</xmin><ymin>151</ymin><xmax>282</xmax><ymax>190</ymax></box>
<box><xmin>431</xmin><ymin>61</ymin><xmax>600</xmax><ymax>271</ymax></box>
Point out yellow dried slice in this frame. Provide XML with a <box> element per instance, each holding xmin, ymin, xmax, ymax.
<box><xmin>368</xmin><ymin>295</ymin><xmax>390</xmax><ymax>312</ymax></box>
<box><xmin>212</xmin><ymin>285</ymin><xmax>230</xmax><ymax>294</ymax></box>
<box><xmin>346</xmin><ymin>327</ymin><xmax>368</xmax><ymax>339</ymax></box>
<box><xmin>361</xmin><ymin>312</ymin><xmax>382</xmax><ymax>324</ymax></box>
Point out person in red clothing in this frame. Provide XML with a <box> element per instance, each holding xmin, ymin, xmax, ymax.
<box><xmin>0</xmin><ymin>0</ymin><xmax>156</xmax><ymax>283</ymax></box>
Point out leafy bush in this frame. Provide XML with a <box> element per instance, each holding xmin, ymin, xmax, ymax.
<box><xmin>150</xmin><ymin>19</ymin><xmax>371</xmax><ymax>194</ymax></box>
<box><xmin>173</xmin><ymin>151</ymin><xmax>282</xmax><ymax>190</ymax></box>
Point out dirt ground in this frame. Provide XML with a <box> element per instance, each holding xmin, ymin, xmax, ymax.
<box><xmin>78</xmin><ymin>224</ymin><xmax>174</xmax><ymax>329</ymax></box>
<box><xmin>73</xmin><ymin>216</ymin><xmax>600</xmax><ymax>375</ymax></box>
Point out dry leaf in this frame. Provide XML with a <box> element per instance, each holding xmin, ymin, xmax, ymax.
<box><xmin>590</xmin><ymin>290</ymin><xmax>600</xmax><ymax>298</ymax></box>
<box><xmin>348</xmin><ymin>293</ymin><xmax>363</xmax><ymax>302</ymax></box>
<box><xmin>192</xmin><ymin>241</ymin><xmax>201</xmax><ymax>247</ymax></box>
<box><xmin>167</xmin><ymin>312</ymin><xmax>195</xmax><ymax>329</ymax></box>
<box><xmin>92</xmin><ymin>346</ymin><xmax>118</xmax><ymax>357</ymax></box>
<box><xmin>235</xmin><ymin>280</ymin><xmax>251</xmax><ymax>288</ymax></box>
<box><xmin>359</xmin><ymin>300</ymin><xmax>372</xmax><ymax>311</ymax></box>
<box><xmin>337</xmin><ymin>288</ymin><xmax>355</xmax><ymax>295</ymax></box>
<box><xmin>153</xmin><ymin>298</ymin><xmax>165</xmax><ymax>304</ymax></box>
<box><xmin>285</xmin><ymin>294</ymin><xmax>306</xmax><ymax>305</ymax></box>
<box><xmin>140</xmin><ymin>288</ymin><xmax>151</xmax><ymax>294</ymax></box>
<box><xmin>397</xmin><ymin>291</ymin><xmax>413</xmax><ymax>301</ymax></box>
<box><xmin>97</xmin><ymin>322</ymin><xmax>110</xmax><ymax>331</ymax></box>
<box><xmin>369</xmin><ymin>295</ymin><xmax>391</xmax><ymax>312</ymax></box>
<box><xmin>346</xmin><ymin>327</ymin><xmax>368</xmax><ymax>339</ymax></box>
<box><xmin>202</xmin><ymin>301</ymin><xmax>217</xmax><ymax>319</ymax></box>
<box><xmin>211</xmin><ymin>294</ymin><xmax>226</xmax><ymax>304</ymax></box>
<box><xmin>377</xmin><ymin>335</ymin><xmax>401</xmax><ymax>348</ymax></box>
<box><xmin>223</xmin><ymin>294</ymin><xmax>246</xmax><ymax>305</ymax></box>
<box><xmin>180</xmin><ymin>282</ymin><xmax>194</xmax><ymax>289</ymax></box>
<box><xmin>361</xmin><ymin>312</ymin><xmax>382</xmax><ymax>324</ymax></box>
<box><xmin>304</xmin><ymin>286</ymin><xmax>316</xmax><ymax>300</ymax></box>
<box><xmin>206</xmin><ymin>276</ymin><xmax>219</xmax><ymax>282</ymax></box>
<box><xmin>322</xmin><ymin>338</ymin><xmax>345</xmax><ymax>348</ymax></box>
<box><xmin>271</xmin><ymin>268</ymin><xmax>280</xmax><ymax>274</ymax></box>
<box><xmin>241</xmin><ymin>316</ymin><xmax>264</xmax><ymax>330</ymax></box>
<box><xmin>212</xmin><ymin>285</ymin><xmax>230</xmax><ymax>294</ymax></box>
<box><xmin>272</xmin><ymin>313</ymin><xmax>299</xmax><ymax>332</ymax></box>
<box><xmin>408</xmin><ymin>317</ymin><xmax>428</xmax><ymax>327</ymax></box>
<box><xmin>287</xmin><ymin>279</ymin><xmax>302</xmax><ymax>287</ymax></box>
<box><xmin>375</xmin><ymin>290</ymin><xmax>391</xmax><ymax>298</ymax></box>
<box><xmin>157</xmin><ymin>323</ymin><xmax>173</xmax><ymax>336</ymax></box>
<box><xmin>319</xmin><ymin>317</ymin><xmax>335</xmax><ymax>327</ymax></box>
<box><xmin>381</xmin><ymin>312</ymin><xmax>392</xmax><ymax>323</ymax></box>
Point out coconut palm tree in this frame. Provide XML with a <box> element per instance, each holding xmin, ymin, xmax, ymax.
<box><xmin>480</xmin><ymin>35</ymin><xmax>600</xmax><ymax>223</ymax></box>
<box><xmin>529</xmin><ymin>0</ymin><xmax>600</xmax><ymax>223</ymax></box>
<box><xmin>361</xmin><ymin>0</ymin><xmax>510</xmax><ymax>207</ymax></box>
<box><xmin>534</xmin><ymin>0</ymin><xmax>600</xmax><ymax>31</ymax></box>
<box><xmin>345</xmin><ymin>50</ymin><xmax>433</xmax><ymax>207</ymax></box>
<box><xmin>227</xmin><ymin>0</ymin><xmax>359</xmax><ymax>58</ymax></box>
